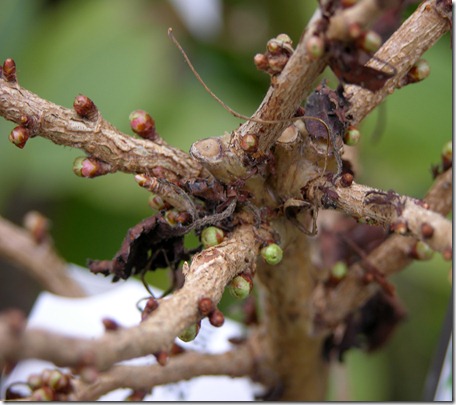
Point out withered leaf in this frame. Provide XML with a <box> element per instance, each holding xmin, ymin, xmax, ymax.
<box><xmin>328</xmin><ymin>41</ymin><xmax>396</xmax><ymax>92</ymax></box>
<box><xmin>305</xmin><ymin>81</ymin><xmax>349</xmax><ymax>141</ymax></box>
<box><xmin>322</xmin><ymin>291</ymin><xmax>406</xmax><ymax>362</ymax></box>
<box><xmin>88</xmin><ymin>214</ymin><xmax>195</xmax><ymax>281</ymax></box>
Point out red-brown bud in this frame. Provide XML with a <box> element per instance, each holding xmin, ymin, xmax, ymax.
<box><xmin>73</xmin><ymin>156</ymin><xmax>112</xmax><ymax>178</ymax></box>
<box><xmin>198</xmin><ymin>297</ymin><xmax>215</xmax><ymax>316</ymax></box>
<box><xmin>73</xmin><ymin>95</ymin><xmax>98</xmax><ymax>120</ymax></box>
<box><xmin>23</xmin><ymin>211</ymin><xmax>50</xmax><ymax>244</ymax></box>
<box><xmin>9</xmin><ymin>125</ymin><xmax>30</xmax><ymax>149</ymax></box>
<box><xmin>2</xmin><ymin>58</ymin><xmax>17</xmax><ymax>82</ymax></box>
<box><xmin>208</xmin><ymin>308</ymin><xmax>225</xmax><ymax>327</ymax></box>
<box><xmin>254</xmin><ymin>53</ymin><xmax>269</xmax><ymax>71</ymax></box>
<box><xmin>129</xmin><ymin>110</ymin><xmax>157</xmax><ymax>141</ymax></box>
<box><xmin>154</xmin><ymin>351</ymin><xmax>169</xmax><ymax>366</ymax></box>
<box><xmin>239</xmin><ymin>133</ymin><xmax>259</xmax><ymax>153</ymax></box>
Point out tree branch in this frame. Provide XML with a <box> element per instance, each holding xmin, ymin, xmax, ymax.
<box><xmin>304</xmin><ymin>174</ymin><xmax>452</xmax><ymax>255</ymax></box>
<box><xmin>0</xmin><ymin>224</ymin><xmax>262</xmax><ymax>371</ymax></box>
<box><xmin>72</xmin><ymin>332</ymin><xmax>263</xmax><ymax>401</ymax></box>
<box><xmin>0</xmin><ymin>79</ymin><xmax>211</xmax><ymax>182</ymax></box>
<box><xmin>346</xmin><ymin>0</ymin><xmax>451</xmax><ymax>124</ymax></box>
<box><xmin>309</xmin><ymin>168</ymin><xmax>452</xmax><ymax>332</ymax></box>
<box><xmin>0</xmin><ymin>215</ymin><xmax>85</xmax><ymax>298</ymax></box>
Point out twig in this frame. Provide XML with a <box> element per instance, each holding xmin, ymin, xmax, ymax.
<box><xmin>0</xmin><ymin>215</ymin><xmax>85</xmax><ymax>298</ymax></box>
<box><xmin>346</xmin><ymin>0</ymin><xmax>451</xmax><ymax>124</ymax></box>
<box><xmin>309</xmin><ymin>168</ymin><xmax>452</xmax><ymax>332</ymax></box>
<box><xmin>0</xmin><ymin>78</ymin><xmax>211</xmax><ymax>183</ymax></box>
<box><xmin>72</xmin><ymin>332</ymin><xmax>262</xmax><ymax>401</ymax></box>
<box><xmin>304</xmin><ymin>174</ymin><xmax>452</xmax><ymax>255</ymax></box>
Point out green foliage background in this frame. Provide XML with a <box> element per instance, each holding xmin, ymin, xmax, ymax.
<box><xmin>0</xmin><ymin>0</ymin><xmax>451</xmax><ymax>401</ymax></box>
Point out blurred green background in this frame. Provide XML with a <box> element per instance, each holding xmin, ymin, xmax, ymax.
<box><xmin>0</xmin><ymin>0</ymin><xmax>451</xmax><ymax>401</ymax></box>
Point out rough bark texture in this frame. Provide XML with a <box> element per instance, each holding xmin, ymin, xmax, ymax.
<box><xmin>0</xmin><ymin>0</ymin><xmax>452</xmax><ymax>401</ymax></box>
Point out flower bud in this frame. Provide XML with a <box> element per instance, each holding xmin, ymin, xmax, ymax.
<box><xmin>228</xmin><ymin>273</ymin><xmax>253</xmax><ymax>300</ymax></box>
<box><xmin>178</xmin><ymin>322</ymin><xmax>200</xmax><ymax>342</ymax></box>
<box><xmin>239</xmin><ymin>133</ymin><xmax>259</xmax><ymax>153</ymax></box>
<box><xmin>343</xmin><ymin>126</ymin><xmax>360</xmax><ymax>146</ymax></box>
<box><xmin>201</xmin><ymin>226</ymin><xmax>225</xmax><ymax>248</ymax></box>
<box><xmin>148</xmin><ymin>193</ymin><xmax>167</xmax><ymax>211</ymax></box>
<box><xmin>27</xmin><ymin>373</ymin><xmax>43</xmax><ymax>390</ymax></box>
<box><xmin>254</xmin><ymin>53</ymin><xmax>269</xmax><ymax>71</ymax></box>
<box><xmin>359</xmin><ymin>30</ymin><xmax>382</xmax><ymax>53</ymax></box>
<box><xmin>9</xmin><ymin>125</ymin><xmax>30</xmax><ymax>148</ymax></box>
<box><xmin>406</xmin><ymin>59</ymin><xmax>430</xmax><ymax>83</ymax></box>
<box><xmin>30</xmin><ymin>387</ymin><xmax>54</xmax><ymax>401</ymax></box>
<box><xmin>129</xmin><ymin>109</ymin><xmax>157</xmax><ymax>141</ymax></box>
<box><xmin>2</xmin><ymin>58</ymin><xmax>17</xmax><ymax>82</ymax></box>
<box><xmin>73</xmin><ymin>95</ymin><xmax>98</xmax><ymax>120</ymax></box>
<box><xmin>410</xmin><ymin>240</ymin><xmax>434</xmax><ymax>261</ymax></box>
<box><xmin>260</xmin><ymin>243</ymin><xmax>283</xmax><ymax>265</ymax></box>
<box><xmin>73</xmin><ymin>157</ymin><xmax>112</xmax><ymax>178</ymax></box>
<box><xmin>306</xmin><ymin>36</ymin><xmax>325</xmax><ymax>60</ymax></box>
<box><xmin>198</xmin><ymin>297</ymin><xmax>215</xmax><ymax>316</ymax></box>
<box><xmin>331</xmin><ymin>261</ymin><xmax>348</xmax><ymax>280</ymax></box>
<box><xmin>208</xmin><ymin>308</ymin><xmax>225</xmax><ymax>327</ymax></box>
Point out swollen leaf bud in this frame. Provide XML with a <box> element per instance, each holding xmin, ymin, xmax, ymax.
<box><xmin>260</xmin><ymin>243</ymin><xmax>283</xmax><ymax>265</ymax></box>
<box><xmin>178</xmin><ymin>322</ymin><xmax>200</xmax><ymax>342</ymax></box>
<box><xmin>201</xmin><ymin>226</ymin><xmax>225</xmax><ymax>248</ymax></box>
<box><xmin>228</xmin><ymin>273</ymin><xmax>253</xmax><ymax>300</ymax></box>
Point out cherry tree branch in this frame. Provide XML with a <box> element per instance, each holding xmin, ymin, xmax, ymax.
<box><xmin>303</xmin><ymin>173</ymin><xmax>452</xmax><ymax>255</ymax></box>
<box><xmin>0</xmin><ymin>224</ymin><xmax>262</xmax><ymax>371</ymax></box>
<box><xmin>346</xmin><ymin>0</ymin><xmax>452</xmax><ymax>124</ymax></box>
<box><xmin>0</xmin><ymin>79</ymin><xmax>211</xmax><ymax>183</ymax></box>
<box><xmin>310</xmin><ymin>168</ymin><xmax>452</xmax><ymax>332</ymax></box>
<box><xmin>71</xmin><ymin>332</ymin><xmax>263</xmax><ymax>401</ymax></box>
<box><xmin>0</xmin><ymin>215</ymin><xmax>85</xmax><ymax>298</ymax></box>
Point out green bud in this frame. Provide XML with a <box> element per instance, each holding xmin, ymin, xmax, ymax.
<box><xmin>261</xmin><ymin>243</ymin><xmax>283</xmax><ymax>265</ymax></box>
<box><xmin>306</xmin><ymin>35</ymin><xmax>324</xmax><ymax>60</ymax></box>
<box><xmin>331</xmin><ymin>261</ymin><xmax>348</xmax><ymax>279</ymax></box>
<box><xmin>344</xmin><ymin>126</ymin><xmax>361</xmax><ymax>146</ymax></box>
<box><xmin>228</xmin><ymin>274</ymin><xmax>253</xmax><ymax>300</ymax></box>
<box><xmin>411</xmin><ymin>240</ymin><xmax>434</xmax><ymax>261</ymax></box>
<box><xmin>178</xmin><ymin>323</ymin><xmax>200</xmax><ymax>342</ymax></box>
<box><xmin>442</xmin><ymin>140</ymin><xmax>452</xmax><ymax>161</ymax></box>
<box><xmin>360</xmin><ymin>30</ymin><xmax>382</xmax><ymax>53</ymax></box>
<box><xmin>201</xmin><ymin>226</ymin><xmax>225</xmax><ymax>248</ymax></box>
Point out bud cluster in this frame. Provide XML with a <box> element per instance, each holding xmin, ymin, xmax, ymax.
<box><xmin>254</xmin><ymin>33</ymin><xmax>294</xmax><ymax>75</ymax></box>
